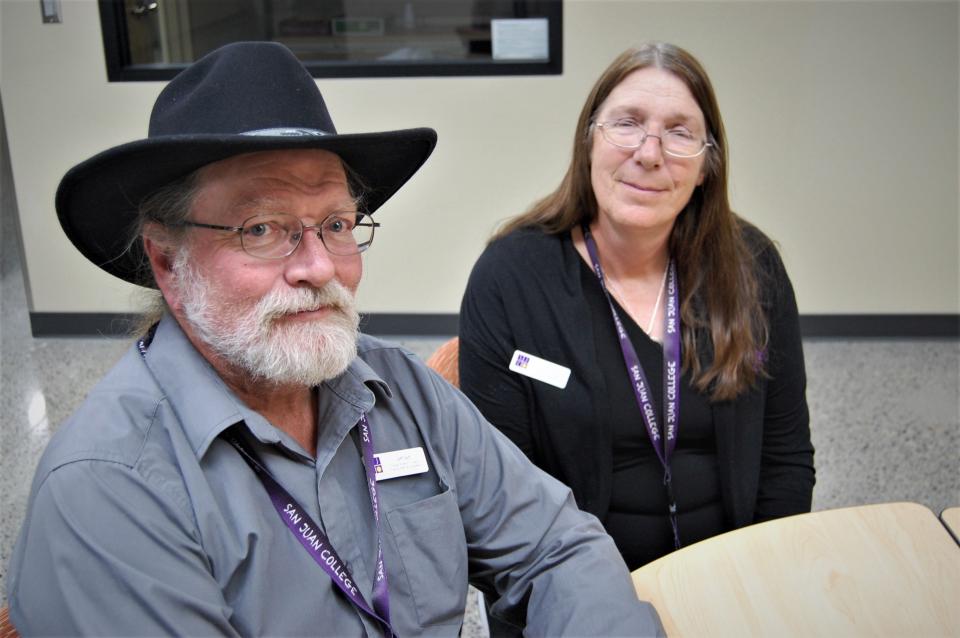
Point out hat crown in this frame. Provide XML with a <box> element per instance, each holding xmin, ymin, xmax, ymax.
<box><xmin>149</xmin><ymin>41</ymin><xmax>337</xmax><ymax>138</ymax></box>
<box><xmin>57</xmin><ymin>41</ymin><xmax>436</xmax><ymax>287</ymax></box>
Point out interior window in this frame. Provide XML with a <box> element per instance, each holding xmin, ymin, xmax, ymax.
<box><xmin>99</xmin><ymin>0</ymin><xmax>562</xmax><ymax>80</ymax></box>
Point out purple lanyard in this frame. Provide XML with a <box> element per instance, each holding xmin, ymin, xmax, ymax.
<box><xmin>581</xmin><ymin>225</ymin><xmax>682</xmax><ymax>549</ymax></box>
<box><xmin>226</xmin><ymin>414</ymin><xmax>394</xmax><ymax>637</ymax></box>
<box><xmin>137</xmin><ymin>331</ymin><xmax>393</xmax><ymax>631</ymax></box>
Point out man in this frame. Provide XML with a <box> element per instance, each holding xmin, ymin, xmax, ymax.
<box><xmin>8</xmin><ymin>42</ymin><xmax>663</xmax><ymax>636</ymax></box>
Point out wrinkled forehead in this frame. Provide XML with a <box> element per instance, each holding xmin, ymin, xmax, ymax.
<box><xmin>192</xmin><ymin>149</ymin><xmax>356</xmax><ymax>218</ymax></box>
<box><xmin>599</xmin><ymin>67</ymin><xmax>705</xmax><ymax>126</ymax></box>
<box><xmin>196</xmin><ymin>148</ymin><xmax>348</xmax><ymax>190</ymax></box>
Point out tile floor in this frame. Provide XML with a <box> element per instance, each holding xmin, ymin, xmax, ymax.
<box><xmin>2</xmin><ymin>113</ymin><xmax>958</xmax><ymax>631</ymax></box>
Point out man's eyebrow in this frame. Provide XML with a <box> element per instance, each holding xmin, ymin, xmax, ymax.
<box><xmin>234</xmin><ymin>194</ymin><xmax>285</xmax><ymax>211</ymax></box>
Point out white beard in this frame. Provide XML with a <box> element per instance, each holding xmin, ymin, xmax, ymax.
<box><xmin>172</xmin><ymin>251</ymin><xmax>359</xmax><ymax>387</ymax></box>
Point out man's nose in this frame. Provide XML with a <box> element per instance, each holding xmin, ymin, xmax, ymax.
<box><xmin>283</xmin><ymin>229</ymin><xmax>336</xmax><ymax>288</ymax></box>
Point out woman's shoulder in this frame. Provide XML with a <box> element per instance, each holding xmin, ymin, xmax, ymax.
<box><xmin>489</xmin><ymin>225</ymin><xmax>565</xmax><ymax>252</ymax></box>
<box><xmin>466</xmin><ymin>226</ymin><xmax>574</xmax><ymax>300</ymax></box>
<box><xmin>736</xmin><ymin>217</ymin><xmax>787</xmax><ymax>276</ymax></box>
<box><xmin>474</xmin><ymin>226</ymin><xmax>567</xmax><ymax>270</ymax></box>
<box><xmin>734</xmin><ymin>217</ymin><xmax>796</xmax><ymax>314</ymax></box>
<box><xmin>737</xmin><ymin>217</ymin><xmax>776</xmax><ymax>255</ymax></box>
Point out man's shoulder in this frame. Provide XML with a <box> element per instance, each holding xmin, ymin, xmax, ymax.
<box><xmin>354</xmin><ymin>334</ymin><xmax>431</xmax><ymax>381</ymax></box>
<box><xmin>356</xmin><ymin>333</ymin><xmax>415</xmax><ymax>357</ymax></box>
<box><xmin>36</xmin><ymin>342</ymin><xmax>166</xmax><ymax>477</ymax></box>
<box><xmin>350</xmin><ymin>334</ymin><xmax>451</xmax><ymax>400</ymax></box>
<box><xmin>353</xmin><ymin>333</ymin><xmax>414</xmax><ymax>363</ymax></box>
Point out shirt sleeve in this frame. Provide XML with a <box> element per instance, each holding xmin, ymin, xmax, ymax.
<box><xmin>458</xmin><ymin>240</ymin><xmax>539</xmax><ymax>460</ymax></box>
<box><xmin>9</xmin><ymin>460</ymin><xmax>241</xmax><ymax>637</ymax></box>
<box><xmin>427</xmin><ymin>372</ymin><xmax>664</xmax><ymax>637</ymax></box>
<box><xmin>754</xmin><ymin>243</ymin><xmax>816</xmax><ymax>521</ymax></box>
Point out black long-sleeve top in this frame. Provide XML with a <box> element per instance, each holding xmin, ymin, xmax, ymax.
<box><xmin>458</xmin><ymin>225</ymin><xmax>815</xmax><ymax>564</ymax></box>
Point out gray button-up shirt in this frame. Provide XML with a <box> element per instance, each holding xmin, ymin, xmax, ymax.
<box><xmin>8</xmin><ymin>315</ymin><xmax>662</xmax><ymax>636</ymax></box>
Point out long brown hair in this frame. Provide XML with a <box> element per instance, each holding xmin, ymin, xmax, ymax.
<box><xmin>495</xmin><ymin>43</ymin><xmax>767</xmax><ymax>401</ymax></box>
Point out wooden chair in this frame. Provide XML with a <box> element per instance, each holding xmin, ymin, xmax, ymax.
<box><xmin>425</xmin><ymin>337</ymin><xmax>459</xmax><ymax>388</ymax></box>
<box><xmin>0</xmin><ymin>606</ymin><xmax>20</xmax><ymax>638</ymax></box>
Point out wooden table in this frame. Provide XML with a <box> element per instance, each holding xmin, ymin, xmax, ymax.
<box><xmin>942</xmin><ymin>507</ymin><xmax>960</xmax><ymax>544</ymax></box>
<box><xmin>632</xmin><ymin>502</ymin><xmax>960</xmax><ymax>636</ymax></box>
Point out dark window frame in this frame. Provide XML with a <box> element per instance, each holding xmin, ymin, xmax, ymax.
<box><xmin>98</xmin><ymin>0</ymin><xmax>562</xmax><ymax>82</ymax></box>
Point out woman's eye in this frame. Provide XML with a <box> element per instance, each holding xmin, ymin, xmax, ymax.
<box><xmin>613</xmin><ymin>118</ymin><xmax>639</xmax><ymax>128</ymax></box>
<box><xmin>668</xmin><ymin>128</ymin><xmax>695</xmax><ymax>139</ymax></box>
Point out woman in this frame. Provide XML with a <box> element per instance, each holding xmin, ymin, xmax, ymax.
<box><xmin>458</xmin><ymin>43</ymin><xmax>814</xmax><ymax>569</ymax></box>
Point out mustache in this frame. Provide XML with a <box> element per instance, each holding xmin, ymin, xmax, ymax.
<box><xmin>255</xmin><ymin>281</ymin><xmax>356</xmax><ymax>325</ymax></box>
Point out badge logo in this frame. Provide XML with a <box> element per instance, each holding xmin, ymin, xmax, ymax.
<box><xmin>508</xmin><ymin>350</ymin><xmax>571</xmax><ymax>389</ymax></box>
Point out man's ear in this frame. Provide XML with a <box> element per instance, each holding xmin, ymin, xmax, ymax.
<box><xmin>142</xmin><ymin>227</ymin><xmax>180</xmax><ymax>310</ymax></box>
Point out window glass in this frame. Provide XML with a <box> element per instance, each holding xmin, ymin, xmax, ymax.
<box><xmin>100</xmin><ymin>0</ymin><xmax>562</xmax><ymax>80</ymax></box>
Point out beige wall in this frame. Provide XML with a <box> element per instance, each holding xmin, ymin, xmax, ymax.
<box><xmin>2</xmin><ymin>0</ymin><xmax>958</xmax><ymax>316</ymax></box>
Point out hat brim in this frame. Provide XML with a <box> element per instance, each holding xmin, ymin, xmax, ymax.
<box><xmin>56</xmin><ymin>127</ymin><xmax>437</xmax><ymax>286</ymax></box>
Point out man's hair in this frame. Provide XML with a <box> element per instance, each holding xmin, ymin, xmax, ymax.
<box><xmin>492</xmin><ymin>42</ymin><xmax>768</xmax><ymax>401</ymax></box>
<box><xmin>129</xmin><ymin>172</ymin><xmax>201</xmax><ymax>335</ymax></box>
<box><xmin>128</xmin><ymin>155</ymin><xmax>368</xmax><ymax>336</ymax></box>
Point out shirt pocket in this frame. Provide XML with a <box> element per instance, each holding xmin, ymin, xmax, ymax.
<box><xmin>385</xmin><ymin>487</ymin><xmax>467</xmax><ymax>628</ymax></box>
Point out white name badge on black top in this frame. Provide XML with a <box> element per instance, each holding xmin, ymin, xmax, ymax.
<box><xmin>508</xmin><ymin>350</ymin><xmax>571</xmax><ymax>389</ymax></box>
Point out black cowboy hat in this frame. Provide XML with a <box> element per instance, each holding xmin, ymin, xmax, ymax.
<box><xmin>55</xmin><ymin>41</ymin><xmax>437</xmax><ymax>286</ymax></box>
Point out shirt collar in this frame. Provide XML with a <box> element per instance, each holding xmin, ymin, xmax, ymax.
<box><xmin>325</xmin><ymin>345</ymin><xmax>393</xmax><ymax>409</ymax></box>
<box><xmin>143</xmin><ymin>315</ymin><xmax>249</xmax><ymax>458</ymax></box>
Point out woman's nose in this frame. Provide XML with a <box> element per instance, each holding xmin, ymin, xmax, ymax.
<box><xmin>633</xmin><ymin>134</ymin><xmax>664</xmax><ymax>168</ymax></box>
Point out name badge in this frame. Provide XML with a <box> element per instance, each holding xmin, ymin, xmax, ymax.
<box><xmin>373</xmin><ymin>447</ymin><xmax>429</xmax><ymax>481</ymax></box>
<box><xmin>508</xmin><ymin>350</ymin><xmax>571</xmax><ymax>389</ymax></box>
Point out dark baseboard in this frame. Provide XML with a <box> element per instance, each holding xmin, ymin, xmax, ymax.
<box><xmin>28</xmin><ymin>312</ymin><xmax>960</xmax><ymax>339</ymax></box>
<box><xmin>358</xmin><ymin>313</ymin><xmax>459</xmax><ymax>336</ymax></box>
<box><xmin>30</xmin><ymin>312</ymin><xmax>142</xmax><ymax>337</ymax></box>
<box><xmin>799</xmin><ymin>314</ymin><xmax>959</xmax><ymax>338</ymax></box>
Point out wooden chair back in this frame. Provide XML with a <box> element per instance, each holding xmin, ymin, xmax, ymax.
<box><xmin>0</xmin><ymin>606</ymin><xmax>20</xmax><ymax>638</ymax></box>
<box><xmin>425</xmin><ymin>337</ymin><xmax>459</xmax><ymax>388</ymax></box>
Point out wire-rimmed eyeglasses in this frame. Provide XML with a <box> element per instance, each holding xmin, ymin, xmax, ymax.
<box><xmin>172</xmin><ymin>211</ymin><xmax>379</xmax><ymax>259</ymax></box>
<box><xmin>595</xmin><ymin>119</ymin><xmax>712</xmax><ymax>158</ymax></box>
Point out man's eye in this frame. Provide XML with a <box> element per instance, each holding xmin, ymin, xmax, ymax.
<box><xmin>325</xmin><ymin>216</ymin><xmax>355</xmax><ymax>233</ymax></box>
<box><xmin>244</xmin><ymin>221</ymin><xmax>282</xmax><ymax>238</ymax></box>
